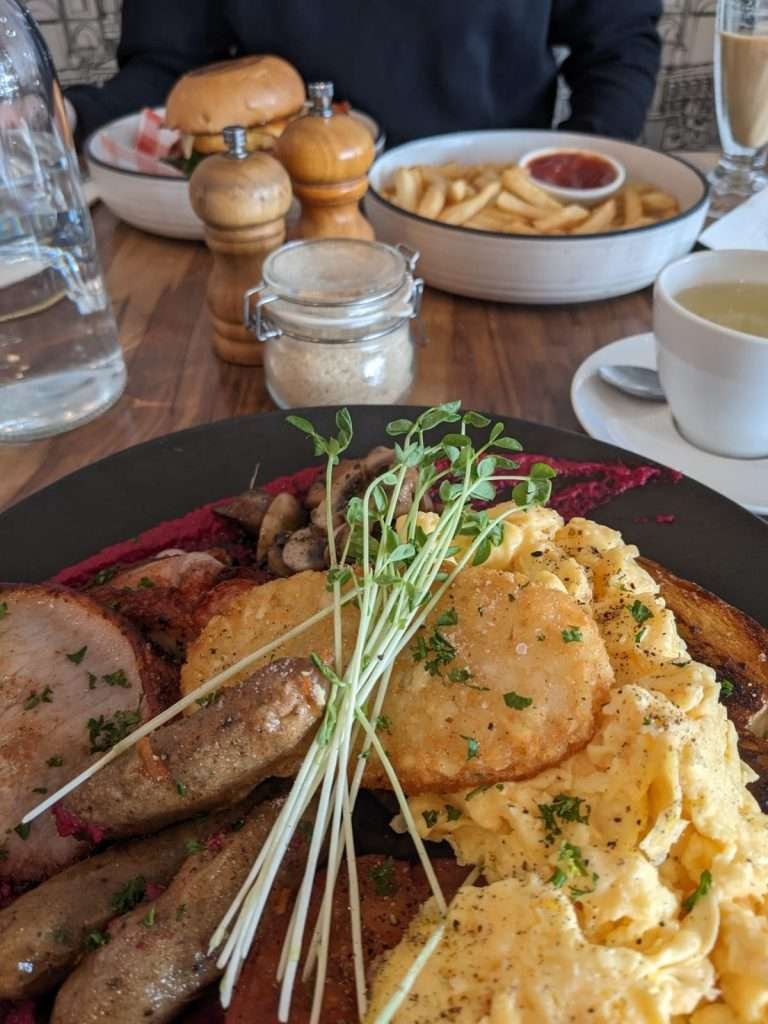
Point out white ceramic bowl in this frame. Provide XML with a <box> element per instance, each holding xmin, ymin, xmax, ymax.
<box><xmin>365</xmin><ymin>130</ymin><xmax>710</xmax><ymax>304</ymax></box>
<box><xmin>518</xmin><ymin>146</ymin><xmax>625</xmax><ymax>205</ymax></box>
<box><xmin>654</xmin><ymin>250</ymin><xmax>768</xmax><ymax>459</ymax></box>
<box><xmin>86</xmin><ymin>107</ymin><xmax>385</xmax><ymax>241</ymax></box>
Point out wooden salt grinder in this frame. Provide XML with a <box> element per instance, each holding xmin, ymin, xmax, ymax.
<box><xmin>189</xmin><ymin>126</ymin><xmax>292</xmax><ymax>365</ymax></box>
<box><xmin>276</xmin><ymin>81</ymin><xmax>374</xmax><ymax>240</ymax></box>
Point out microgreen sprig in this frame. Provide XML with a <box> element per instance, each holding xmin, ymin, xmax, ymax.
<box><xmin>212</xmin><ymin>403</ymin><xmax>555</xmax><ymax>1023</ymax></box>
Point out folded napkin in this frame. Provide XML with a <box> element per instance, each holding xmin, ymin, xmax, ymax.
<box><xmin>98</xmin><ymin>108</ymin><xmax>183</xmax><ymax>178</ymax></box>
<box><xmin>699</xmin><ymin>184</ymin><xmax>768</xmax><ymax>250</ymax></box>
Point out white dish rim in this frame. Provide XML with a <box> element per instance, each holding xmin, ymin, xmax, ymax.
<box><xmin>368</xmin><ymin>129</ymin><xmax>711</xmax><ymax>243</ymax></box>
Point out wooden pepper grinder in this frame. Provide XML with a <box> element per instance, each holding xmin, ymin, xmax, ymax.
<box><xmin>276</xmin><ymin>81</ymin><xmax>374</xmax><ymax>240</ymax></box>
<box><xmin>189</xmin><ymin>126</ymin><xmax>292</xmax><ymax>365</ymax></box>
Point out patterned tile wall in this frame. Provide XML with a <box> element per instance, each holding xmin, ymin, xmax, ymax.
<box><xmin>33</xmin><ymin>0</ymin><xmax>718</xmax><ymax>151</ymax></box>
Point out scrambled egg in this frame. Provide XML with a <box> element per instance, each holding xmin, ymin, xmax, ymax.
<box><xmin>368</xmin><ymin>509</ymin><xmax>768</xmax><ymax>1024</ymax></box>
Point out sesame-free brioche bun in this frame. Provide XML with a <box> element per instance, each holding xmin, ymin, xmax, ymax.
<box><xmin>165</xmin><ymin>55</ymin><xmax>305</xmax><ymax>140</ymax></box>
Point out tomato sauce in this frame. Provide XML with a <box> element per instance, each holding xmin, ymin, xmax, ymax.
<box><xmin>528</xmin><ymin>152</ymin><xmax>617</xmax><ymax>190</ymax></box>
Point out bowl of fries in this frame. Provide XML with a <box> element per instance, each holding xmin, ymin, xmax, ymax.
<box><xmin>365</xmin><ymin>130</ymin><xmax>710</xmax><ymax>303</ymax></box>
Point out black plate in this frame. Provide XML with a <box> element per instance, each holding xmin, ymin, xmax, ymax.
<box><xmin>1</xmin><ymin>407</ymin><xmax>766</xmax><ymax>626</ymax></box>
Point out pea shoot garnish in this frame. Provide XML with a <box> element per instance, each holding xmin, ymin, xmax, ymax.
<box><xmin>19</xmin><ymin>403</ymin><xmax>556</xmax><ymax>1023</ymax></box>
<box><xmin>719</xmin><ymin>678</ymin><xmax>734</xmax><ymax>700</ymax></box>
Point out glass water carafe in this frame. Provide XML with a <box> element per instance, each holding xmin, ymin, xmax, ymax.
<box><xmin>0</xmin><ymin>0</ymin><xmax>125</xmax><ymax>442</ymax></box>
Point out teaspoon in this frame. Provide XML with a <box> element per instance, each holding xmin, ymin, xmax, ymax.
<box><xmin>598</xmin><ymin>364</ymin><xmax>666</xmax><ymax>402</ymax></box>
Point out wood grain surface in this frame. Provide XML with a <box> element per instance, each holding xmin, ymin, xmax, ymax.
<box><xmin>0</xmin><ymin>205</ymin><xmax>652</xmax><ymax>513</ymax></box>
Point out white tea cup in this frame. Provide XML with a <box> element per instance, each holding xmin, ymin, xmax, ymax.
<box><xmin>653</xmin><ymin>250</ymin><xmax>768</xmax><ymax>459</ymax></box>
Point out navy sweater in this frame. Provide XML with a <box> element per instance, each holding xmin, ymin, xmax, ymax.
<box><xmin>67</xmin><ymin>0</ymin><xmax>662</xmax><ymax>147</ymax></box>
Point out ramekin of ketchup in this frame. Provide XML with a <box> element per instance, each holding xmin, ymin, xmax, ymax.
<box><xmin>519</xmin><ymin>147</ymin><xmax>625</xmax><ymax>204</ymax></box>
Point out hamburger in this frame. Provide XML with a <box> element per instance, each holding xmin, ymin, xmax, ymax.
<box><xmin>164</xmin><ymin>54</ymin><xmax>306</xmax><ymax>172</ymax></box>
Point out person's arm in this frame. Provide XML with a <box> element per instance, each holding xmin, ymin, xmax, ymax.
<box><xmin>550</xmin><ymin>0</ymin><xmax>662</xmax><ymax>141</ymax></box>
<box><xmin>65</xmin><ymin>0</ymin><xmax>235</xmax><ymax>146</ymax></box>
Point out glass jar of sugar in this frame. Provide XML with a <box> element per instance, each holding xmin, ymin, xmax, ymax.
<box><xmin>243</xmin><ymin>238</ymin><xmax>423</xmax><ymax>408</ymax></box>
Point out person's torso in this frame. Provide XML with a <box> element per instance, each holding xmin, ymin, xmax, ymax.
<box><xmin>227</xmin><ymin>0</ymin><xmax>558</xmax><ymax>144</ymax></box>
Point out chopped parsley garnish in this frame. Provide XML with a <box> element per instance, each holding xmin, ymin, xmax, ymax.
<box><xmin>46</xmin><ymin>754</ymin><xmax>63</xmax><ymax>767</ymax></box>
<box><xmin>445</xmin><ymin>804</ymin><xmax>462</xmax><ymax>822</ymax></box>
<box><xmin>195</xmin><ymin>691</ymin><xmax>221</xmax><ymax>708</ymax></box>
<box><xmin>137</xmin><ymin>577</ymin><xmax>155</xmax><ymax>589</ymax></box>
<box><xmin>87</xmin><ymin>672</ymin><xmax>97</xmax><ymax>690</ymax></box>
<box><xmin>446</xmin><ymin>667</ymin><xmax>488</xmax><ymax>691</ymax></box>
<box><xmin>682</xmin><ymin>870</ymin><xmax>712</xmax><ymax>914</ymax></box>
<box><xmin>548</xmin><ymin>842</ymin><xmax>595</xmax><ymax>895</ymax></box>
<box><xmin>65</xmin><ymin>645</ymin><xmax>87</xmax><ymax>665</ymax></box>
<box><xmin>561</xmin><ymin>627</ymin><xmax>583</xmax><ymax>644</ymax></box>
<box><xmin>175</xmin><ymin>780</ymin><xmax>187</xmax><ymax>797</ymax></box>
<box><xmin>630</xmin><ymin>600</ymin><xmax>653</xmax><ymax>626</ymax></box>
<box><xmin>102</xmin><ymin>669</ymin><xmax>129</xmax><ymax>688</ymax></box>
<box><xmin>634</xmin><ymin>626</ymin><xmax>648</xmax><ymax>644</ymax></box>
<box><xmin>14</xmin><ymin>822</ymin><xmax>31</xmax><ymax>840</ymax></box>
<box><xmin>422</xmin><ymin>809</ymin><xmax>439</xmax><ymax>829</ymax></box>
<box><xmin>87</xmin><ymin>709</ymin><xmax>141</xmax><ymax>753</ymax></box>
<box><xmin>111</xmin><ymin>876</ymin><xmax>146</xmax><ymax>914</ymax></box>
<box><xmin>411</xmin><ymin>624</ymin><xmax>458</xmax><ymax>677</ymax></box>
<box><xmin>0</xmin><ymin>601</ymin><xmax>7</xmax><ymax>620</ymax></box>
<box><xmin>141</xmin><ymin>906</ymin><xmax>156</xmax><ymax>927</ymax></box>
<box><xmin>465</xmin><ymin>782</ymin><xmax>504</xmax><ymax>801</ymax></box>
<box><xmin>369</xmin><ymin>858</ymin><xmax>398</xmax><ymax>897</ymax></box>
<box><xmin>503</xmin><ymin>690</ymin><xmax>533</xmax><ymax>710</ymax></box>
<box><xmin>52</xmin><ymin>928</ymin><xmax>71</xmax><ymax>945</ymax></box>
<box><xmin>23</xmin><ymin>686</ymin><xmax>53</xmax><ymax>710</ymax></box>
<box><xmin>185</xmin><ymin>839</ymin><xmax>205</xmax><ymax>854</ymax></box>
<box><xmin>719</xmin><ymin>679</ymin><xmax>734</xmax><ymax>700</ymax></box>
<box><xmin>538</xmin><ymin>793</ymin><xmax>591</xmax><ymax>844</ymax></box>
<box><xmin>436</xmin><ymin>608</ymin><xmax>458</xmax><ymax>627</ymax></box>
<box><xmin>548</xmin><ymin>867</ymin><xmax>567</xmax><ymax>888</ymax></box>
<box><xmin>375</xmin><ymin>715</ymin><xmax>393</xmax><ymax>734</ymax></box>
<box><xmin>460</xmin><ymin>734</ymin><xmax>479</xmax><ymax>760</ymax></box>
<box><xmin>91</xmin><ymin>566</ymin><xmax>118</xmax><ymax>587</ymax></box>
<box><xmin>84</xmin><ymin>930</ymin><xmax>110</xmax><ymax>950</ymax></box>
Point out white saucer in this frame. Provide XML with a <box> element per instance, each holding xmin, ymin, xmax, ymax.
<box><xmin>571</xmin><ymin>332</ymin><xmax>768</xmax><ymax>515</ymax></box>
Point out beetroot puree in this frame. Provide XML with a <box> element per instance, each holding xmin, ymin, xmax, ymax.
<box><xmin>51</xmin><ymin>457</ymin><xmax>679</xmax><ymax>589</ymax></box>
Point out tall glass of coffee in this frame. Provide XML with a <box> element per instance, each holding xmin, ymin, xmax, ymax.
<box><xmin>711</xmin><ymin>0</ymin><xmax>768</xmax><ymax>217</ymax></box>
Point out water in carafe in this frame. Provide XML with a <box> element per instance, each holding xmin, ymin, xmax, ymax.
<box><xmin>0</xmin><ymin>0</ymin><xmax>125</xmax><ymax>441</ymax></box>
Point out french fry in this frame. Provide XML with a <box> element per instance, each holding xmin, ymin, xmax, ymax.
<box><xmin>435</xmin><ymin>161</ymin><xmax>467</xmax><ymax>180</ymax></box>
<box><xmin>438</xmin><ymin>180</ymin><xmax>501</xmax><ymax>226</ymax></box>
<box><xmin>532</xmin><ymin>204</ymin><xmax>589</xmax><ymax>232</ymax></box>
<box><xmin>501</xmin><ymin>166</ymin><xmax>561</xmax><ymax>210</ymax></box>
<box><xmin>417</xmin><ymin>181</ymin><xmax>447</xmax><ymax>219</ymax></box>
<box><xmin>622</xmin><ymin>185</ymin><xmax>642</xmax><ymax>227</ymax></box>
<box><xmin>497</xmin><ymin>189</ymin><xmax>554</xmax><ymax>219</ymax></box>
<box><xmin>420</xmin><ymin>166</ymin><xmax>448</xmax><ymax>187</ymax></box>
<box><xmin>570</xmin><ymin>198</ymin><xmax>617</xmax><ymax>234</ymax></box>
<box><xmin>472</xmin><ymin>168</ymin><xmax>502</xmax><ymax>190</ymax></box>
<box><xmin>448</xmin><ymin>178</ymin><xmax>471</xmax><ymax>202</ymax></box>
<box><xmin>640</xmin><ymin>190</ymin><xmax>677</xmax><ymax>214</ymax></box>
<box><xmin>394</xmin><ymin>167</ymin><xmax>421</xmax><ymax>212</ymax></box>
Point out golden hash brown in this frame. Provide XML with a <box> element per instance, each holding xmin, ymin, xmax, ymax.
<box><xmin>364</xmin><ymin>568</ymin><xmax>614</xmax><ymax>793</ymax></box>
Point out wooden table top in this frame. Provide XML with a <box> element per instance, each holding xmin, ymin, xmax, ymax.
<box><xmin>0</xmin><ymin>205</ymin><xmax>653</xmax><ymax>513</ymax></box>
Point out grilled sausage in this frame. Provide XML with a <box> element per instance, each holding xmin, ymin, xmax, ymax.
<box><xmin>0</xmin><ymin>799</ymin><xmax>257</xmax><ymax>1001</ymax></box>
<box><xmin>51</xmin><ymin>798</ymin><xmax>307</xmax><ymax>1024</ymax></box>
<box><xmin>60</xmin><ymin>658</ymin><xmax>326</xmax><ymax>839</ymax></box>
